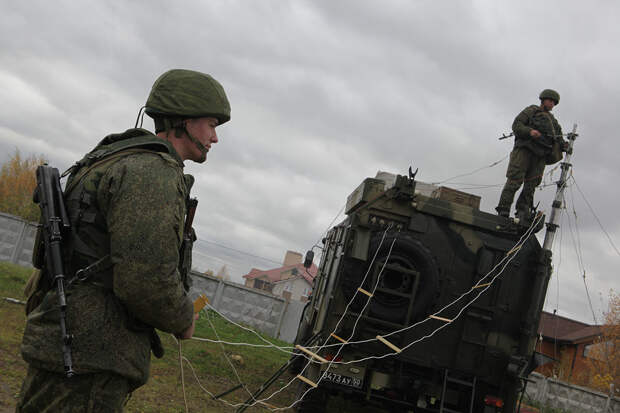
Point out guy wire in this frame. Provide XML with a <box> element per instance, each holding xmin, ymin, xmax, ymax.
<box><xmin>183</xmin><ymin>213</ymin><xmax>543</xmax><ymax>410</ymax></box>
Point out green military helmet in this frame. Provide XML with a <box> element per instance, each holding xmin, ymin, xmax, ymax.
<box><xmin>539</xmin><ymin>89</ymin><xmax>560</xmax><ymax>105</ymax></box>
<box><xmin>145</xmin><ymin>69</ymin><xmax>231</xmax><ymax>125</ymax></box>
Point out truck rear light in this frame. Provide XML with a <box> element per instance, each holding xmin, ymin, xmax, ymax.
<box><xmin>484</xmin><ymin>395</ymin><xmax>504</xmax><ymax>408</ymax></box>
<box><xmin>324</xmin><ymin>354</ymin><xmax>343</xmax><ymax>362</ymax></box>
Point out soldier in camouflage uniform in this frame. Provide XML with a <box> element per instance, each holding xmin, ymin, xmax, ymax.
<box><xmin>17</xmin><ymin>69</ymin><xmax>231</xmax><ymax>412</ymax></box>
<box><xmin>496</xmin><ymin>89</ymin><xmax>565</xmax><ymax>221</ymax></box>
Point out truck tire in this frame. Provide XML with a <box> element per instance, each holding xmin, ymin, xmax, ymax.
<box><xmin>342</xmin><ymin>231</ymin><xmax>440</xmax><ymax>324</ymax></box>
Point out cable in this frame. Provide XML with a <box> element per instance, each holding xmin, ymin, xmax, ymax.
<box><xmin>232</xmin><ymin>225</ymin><xmax>397</xmax><ymax>410</ymax></box>
<box><xmin>178</xmin><ymin>339</ymin><xmax>189</xmax><ymax>413</ymax></box>
<box><xmin>195</xmin><ymin>239</ymin><xmax>283</xmax><ymax>266</ymax></box>
<box><xmin>199</xmin><ymin>303</ymin><xmax>300</xmax><ymax>356</ymax></box>
<box><xmin>310</xmin><ymin>212</ymin><xmax>543</xmax><ymax>351</ymax></box>
<box><xmin>572</xmin><ymin>175</ymin><xmax>620</xmax><ymax>257</ymax></box>
<box><xmin>285</xmin><ymin>227</ymin><xmax>401</xmax><ymax>411</ymax></box>
<box><xmin>332</xmin><ymin>213</ymin><xmax>545</xmax><ymax>365</ymax></box>
<box><xmin>564</xmin><ymin>188</ymin><xmax>599</xmax><ymax>325</ymax></box>
<box><xmin>549</xmin><ymin>208</ymin><xmax>565</xmax><ymax>368</ymax></box>
<box><xmin>191</xmin><ymin>212</ymin><xmax>542</xmax><ymax>358</ymax></box>
<box><xmin>205</xmin><ymin>309</ymin><xmax>256</xmax><ymax>402</ymax></box>
<box><xmin>182</xmin><ymin>214</ymin><xmax>543</xmax><ymax>410</ymax></box>
<box><xmin>431</xmin><ymin>154</ymin><xmax>508</xmax><ymax>185</ymax></box>
<box><xmin>311</xmin><ymin>204</ymin><xmax>346</xmax><ymax>254</ymax></box>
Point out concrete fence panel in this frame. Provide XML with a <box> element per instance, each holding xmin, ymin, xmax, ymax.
<box><xmin>1</xmin><ymin>214</ymin><xmax>311</xmax><ymax>344</ymax></box>
<box><xmin>0</xmin><ymin>213</ymin><xmax>37</xmax><ymax>267</ymax></box>
<box><xmin>528</xmin><ymin>372</ymin><xmax>620</xmax><ymax>413</ymax></box>
<box><xmin>189</xmin><ymin>272</ymin><xmax>303</xmax><ymax>342</ymax></box>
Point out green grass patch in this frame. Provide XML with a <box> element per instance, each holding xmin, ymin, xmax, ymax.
<box><xmin>0</xmin><ymin>262</ymin><xmax>30</xmax><ymax>412</ymax></box>
<box><xmin>0</xmin><ymin>263</ymin><xmax>299</xmax><ymax>412</ymax></box>
<box><xmin>0</xmin><ymin>261</ymin><xmax>32</xmax><ymax>299</ymax></box>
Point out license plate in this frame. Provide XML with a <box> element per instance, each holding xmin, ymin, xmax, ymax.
<box><xmin>323</xmin><ymin>371</ymin><xmax>363</xmax><ymax>389</ymax></box>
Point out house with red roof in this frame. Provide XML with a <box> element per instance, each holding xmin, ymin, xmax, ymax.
<box><xmin>535</xmin><ymin>311</ymin><xmax>602</xmax><ymax>380</ymax></box>
<box><xmin>242</xmin><ymin>250</ymin><xmax>318</xmax><ymax>302</ymax></box>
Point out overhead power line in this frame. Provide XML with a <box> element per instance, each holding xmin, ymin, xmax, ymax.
<box><xmin>195</xmin><ymin>239</ymin><xmax>282</xmax><ymax>266</ymax></box>
<box><xmin>571</xmin><ymin>176</ymin><xmax>620</xmax><ymax>257</ymax></box>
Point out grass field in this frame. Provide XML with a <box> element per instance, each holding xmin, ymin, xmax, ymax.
<box><xmin>1</xmin><ymin>263</ymin><xmax>550</xmax><ymax>413</ymax></box>
<box><xmin>0</xmin><ymin>262</ymin><xmax>300</xmax><ymax>413</ymax></box>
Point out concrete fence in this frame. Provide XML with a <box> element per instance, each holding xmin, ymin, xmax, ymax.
<box><xmin>0</xmin><ymin>213</ymin><xmax>38</xmax><ymax>268</ymax></box>
<box><xmin>189</xmin><ymin>272</ymin><xmax>305</xmax><ymax>343</ymax></box>
<box><xmin>0</xmin><ymin>212</ymin><xmax>305</xmax><ymax>343</ymax></box>
<box><xmin>527</xmin><ymin>372</ymin><xmax>619</xmax><ymax>413</ymax></box>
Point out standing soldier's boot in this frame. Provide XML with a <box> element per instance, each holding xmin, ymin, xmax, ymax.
<box><xmin>516</xmin><ymin>208</ymin><xmax>533</xmax><ymax>226</ymax></box>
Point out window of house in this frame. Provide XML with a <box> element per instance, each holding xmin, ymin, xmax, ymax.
<box><xmin>254</xmin><ymin>279</ymin><xmax>273</xmax><ymax>292</ymax></box>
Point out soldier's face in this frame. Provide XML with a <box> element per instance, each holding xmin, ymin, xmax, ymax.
<box><xmin>185</xmin><ymin>117</ymin><xmax>219</xmax><ymax>162</ymax></box>
<box><xmin>541</xmin><ymin>98</ymin><xmax>556</xmax><ymax>111</ymax></box>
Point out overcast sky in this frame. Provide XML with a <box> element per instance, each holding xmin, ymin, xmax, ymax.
<box><xmin>1</xmin><ymin>1</ymin><xmax>618</xmax><ymax>324</ymax></box>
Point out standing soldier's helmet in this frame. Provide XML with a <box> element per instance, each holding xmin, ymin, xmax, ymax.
<box><xmin>539</xmin><ymin>89</ymin><xmax>560</xmax><ymax>105</ymax></box>
<box><xmin>145</xmin><ymin>69</ymin><xmax>231</xmax><ymax>133</ymax></box>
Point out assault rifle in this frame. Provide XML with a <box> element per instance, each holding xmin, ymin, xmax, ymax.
<box><xmin>33</xmin><ymin>165</ymin><xmax>75</xmax><ymax>378</ymax></box>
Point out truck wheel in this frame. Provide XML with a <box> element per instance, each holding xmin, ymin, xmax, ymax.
<box><xmin>343</xmin><ymin>232</ymin><xmax>440</xmax><ymax>324</ymax></box>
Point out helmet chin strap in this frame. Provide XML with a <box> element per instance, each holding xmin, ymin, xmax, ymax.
<box><xmin>168</xmin><ymin>119</ymin><xmax>209</xmax><ymax>162</ymax></box>
<box><xmin>184</xmin><ymin>129</ymin><xmax>209</xmax><ymax>163</ymax></box>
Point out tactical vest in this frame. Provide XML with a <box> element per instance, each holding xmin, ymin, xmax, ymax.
<box><xmin>28</xmin><ymin>129</ymin><xmax>195</xmax><ymax>329</ymax></box>
<box><xmin>514</xmin><ymin>105</ymin><xmax>562</xmax><ymax>163</ymax></box>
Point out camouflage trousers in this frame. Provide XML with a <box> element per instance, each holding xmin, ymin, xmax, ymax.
<box><xmin>496</xmin><ymin>147</ymin><xmax>546</xmax><ymax>215</ymax></box>
<box><xmin>16</xmin><ymin>365</ymin><xmax>131</xmax><ymax>413</ymax></box>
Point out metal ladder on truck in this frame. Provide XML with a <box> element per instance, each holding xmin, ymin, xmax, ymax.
<box><xmin>439</xmin><ymin>369</ymin><xmax>477</xmax><ymax>413</ymax></box>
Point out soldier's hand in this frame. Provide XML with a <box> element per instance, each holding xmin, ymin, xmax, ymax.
<box><xmin>529</xmin><ymin>129</ymin><xmax>542</xmax><ymax>138</ymax></box>
<box><xmin>177</xmin><ymin>313</ymin><xmax>199</xmax><ymax>340</ymax></box>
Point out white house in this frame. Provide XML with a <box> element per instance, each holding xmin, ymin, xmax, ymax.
<box><xmin>242</xmin><ymin>250</ymin><xmax>317</xmax><ymax>302</ymax></box>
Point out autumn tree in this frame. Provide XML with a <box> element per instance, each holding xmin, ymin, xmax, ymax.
<box><xmin>216</xmin><ymin>265</ymin><xmax>230</xmax><ymax>282</ymax></box>
<box><xmin>578</xmin><ymin>290</ymin><xmax>620</xmax><ymax>395</ymax></box>
<box><xmin>0</xmin><ymin>150</ymin><xmax>47</xmax><ymax>222</ymax></box>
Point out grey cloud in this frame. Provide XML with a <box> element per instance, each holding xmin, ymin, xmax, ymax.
<box><xmin>0</xmin><ymin>0</ymin><xmax>618</xmax><ymax>323</ymax></box>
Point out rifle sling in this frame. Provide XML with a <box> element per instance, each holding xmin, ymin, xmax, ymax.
<box><xmin>71</xmin><ymin>254</ymin><xmax>114</xmax><ymax>289</ymax></box>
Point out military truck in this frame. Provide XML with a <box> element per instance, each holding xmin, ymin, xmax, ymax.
<box><xmin>291</xmin><ymin>171</ymin><xmax>552</xmax><ymax>413</ymax></box>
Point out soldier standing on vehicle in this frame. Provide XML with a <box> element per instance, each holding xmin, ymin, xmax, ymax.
<box><xmin>17</xmin><ymin>69</ymin><xmax>231</xmax><ymax>412</ymax></box>
<box><xmin>495</xmin><ymin>89</ymin><xmax>566</xmax><ymax>222</ymax></box>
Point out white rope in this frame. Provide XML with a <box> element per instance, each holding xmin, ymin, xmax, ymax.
<box><xmin>178</xmin><ymin>340</ymin><xmax>189</xmax><ymax>413</ymax></box>
<box><xmin>181</xmin><ymin>213</ymin><xmax>545</xmax><ymax>410</ymax></box>
<box><xmin>184</xmin><ymin>224</ymin><xmax>397</xmax><ymax>411</ymax></box>
<box><xmin>205</xmin><ymin>309</ymin><xmax>256</xmax><ymax>401</ymax></box>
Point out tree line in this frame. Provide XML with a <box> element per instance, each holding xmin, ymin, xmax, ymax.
<box><xmin>0</xmin><ymin>150</ymin><xmax>46</xmax><ymax>222</ymax></box>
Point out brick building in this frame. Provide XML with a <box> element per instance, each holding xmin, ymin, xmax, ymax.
<box><xmin>535</xmin><ymin>311</ymin><xmax>602</xmax><ymax>380</ymax></box>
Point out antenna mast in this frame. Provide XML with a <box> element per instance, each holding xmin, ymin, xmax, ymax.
<box><xmin>542</xmin><ymin>124</ymin><xmax>579</xmax><ymax>251</ymax></box>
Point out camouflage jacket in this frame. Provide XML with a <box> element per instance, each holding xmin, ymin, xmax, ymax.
<box><xmin>21</xmin><ymin>129</ymin><xmax>195</xmax><ymax>386</ymax></box>
<box><xmin>512</xmin><ymin>104</ymin><xmax>564</xmax><ymax>157</ymax></box>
